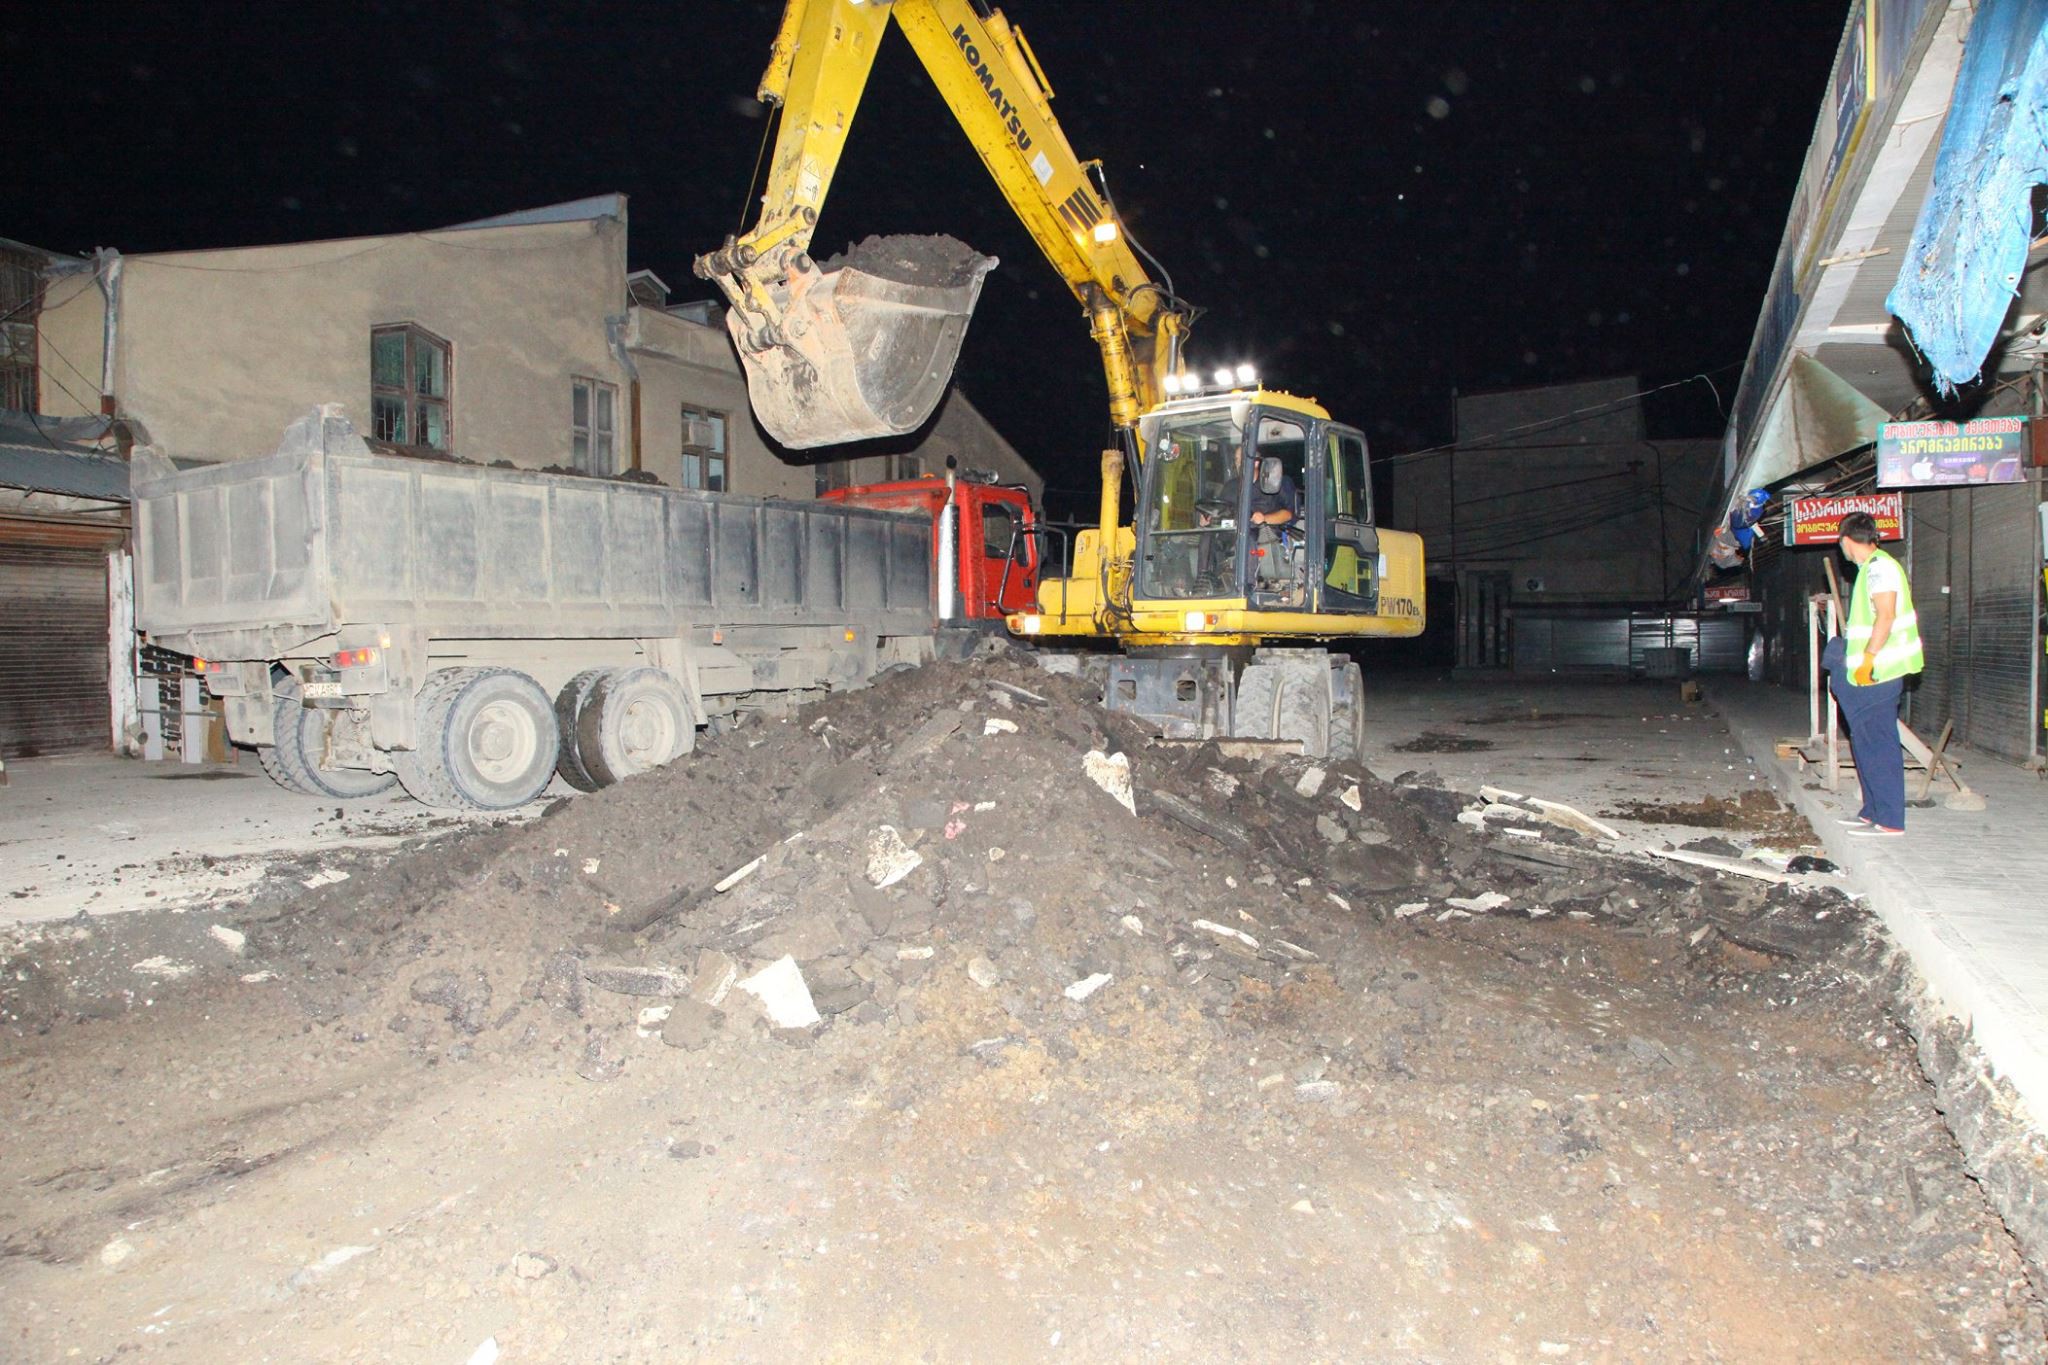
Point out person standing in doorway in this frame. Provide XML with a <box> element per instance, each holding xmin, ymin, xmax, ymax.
<box><xmin>1831</xmin><ymin>510</ymin><xmax>1924</xmax><ymax>836</ymax></box>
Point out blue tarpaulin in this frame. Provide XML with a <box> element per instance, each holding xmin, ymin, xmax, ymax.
<box><xmin>1887</xmin><ymin>0</ymin><xmax>2048</xmax><ymax>393</ymax></box>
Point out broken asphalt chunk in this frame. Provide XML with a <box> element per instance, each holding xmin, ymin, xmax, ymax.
<box><xmin>582</xmin><ymin>964</ymin><xmax>688</xmax><ymax>998</ymax></box>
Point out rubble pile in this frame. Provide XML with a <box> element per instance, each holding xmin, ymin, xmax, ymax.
<box><xmin>227</xmin><ymin>649</ymin><xmax>1876</xmax><ymax>1065</ymax></box>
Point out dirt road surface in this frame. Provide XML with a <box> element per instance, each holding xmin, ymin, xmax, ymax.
<box><xmin>3</xmin><ymin>656</ymin><xmax>2040</xmax><ymax>1361</ymax></box>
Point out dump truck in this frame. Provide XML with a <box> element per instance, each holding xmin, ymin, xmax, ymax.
<box><xmin>132</xmin><ymin>407</ymin><xmax>957</xmax><ymax>810</ymax></box>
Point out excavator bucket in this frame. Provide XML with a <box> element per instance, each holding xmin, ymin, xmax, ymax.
<box><xmin>729</xmin><ymin>235</ymin><xmax>997</xmax><ymax>449</ymax></box>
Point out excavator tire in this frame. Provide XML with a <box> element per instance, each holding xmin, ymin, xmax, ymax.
<box><xmin>1232</xmin><ymin>665</ymin><xmax>1281</xmax><ymax>741</ymax></box>
<box><xmin>1329</xmin><ymin>661</ymin><xmax>1366</xmax><ymax>763</ymax></box>
<box><xmin>1274</xmin><ymin>672</ymin><xmax>1332</xmax><ymax>760</ymax></box>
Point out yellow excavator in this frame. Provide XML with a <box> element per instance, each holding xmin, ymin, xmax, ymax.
<box><xmin>696</xmin><ymin>0</ymin><xmax>1424</xmax><ymax>759</ymax></box>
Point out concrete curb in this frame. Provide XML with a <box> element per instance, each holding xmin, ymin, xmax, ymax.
<box><xmin>1708</xmin><ymin>682</ymin><xmax>2048</xmax><ymax>1275</ymax></box>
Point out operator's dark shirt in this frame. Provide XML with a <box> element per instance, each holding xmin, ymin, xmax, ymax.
<box><xmin>1251</xmin><ymin>473</ymin><xmax>1298</xmax><ymax>523</ymax></box>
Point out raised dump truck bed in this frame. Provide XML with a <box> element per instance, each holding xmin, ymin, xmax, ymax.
<box><xmin>132</xmin><ymin>409</ymin><xmax>934</xmax><ymax>809</ymax></box>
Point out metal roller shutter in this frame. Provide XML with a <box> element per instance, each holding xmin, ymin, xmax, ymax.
<box><xmin>1555</xmin><ymin>618</ymin><xmax>1630</xmax><ymax>671</ymax></box>
<box><xmin>1963</xmin><ymin>481</ymin><xmax>2041</xmax><ymax>762</ymax></box>
<box><xmin>1907</xmin><ymin>491</ymin><xmax>1953</xmax><ymax>735</ymax></box>
<box><xmin>1697</xmin><ymin>616</ymin><xmax>1750</xmax><ymax>673</ymax></box>
<box><xmin>0</xmin><ymin>539</ymin><xmax>112</xmax><ymax>757</ymax></box>
<box><xmin>1950</xmin><ymin>492</ymin><xmax>1975</xmax><ymax>742</ymax></box>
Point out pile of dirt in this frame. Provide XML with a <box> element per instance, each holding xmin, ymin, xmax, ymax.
<box><xmin>3</xmin><ymin>651</ymin><xmax>1862</xmax><ymax>1047</ymax></box>
<box><xmin>1607</xmin><ymin>788</ymin><xmax>1817</xmax><ymax>842</ymax></box>
<box><xmin>825</xmin><ymin>233</ymin><xmax>993</xmax><ymax>288</ymax></box>
<box><xmin>177</xmin><ymin>649</ymin><xmax>1867</xmax><ymax>1068</ymax></box>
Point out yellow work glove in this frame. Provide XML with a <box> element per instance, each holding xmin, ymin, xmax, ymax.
<box><xmin>1853</xmin><ymin>654</ymin><xmax>1876</xmax><ymax>686</ymax></box>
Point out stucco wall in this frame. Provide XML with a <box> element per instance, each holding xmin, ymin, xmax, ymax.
<box><xmin>628</xmin><ymin>307</ymin><xmax>813</xmax><ymax>499</ymax></box>
<box><xmin>36</xmin><ymin>269</ymin><xmax>107</xmax><ymax>419</ymax></box>
<box><xmin>102</xmin><ymin>218</ymin><xmax>628</xmax><ymax>464</ymax></box>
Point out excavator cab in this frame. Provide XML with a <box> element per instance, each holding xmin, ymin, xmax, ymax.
<box><xmin>1136</xmin><ymin>399</ymin><xmax>1313</xmax><ymax>605</ymax></box>
<box><xmin>711</xmin><ymin>235</ymin><xmax>997</xmax><ymax>450</ymax></box>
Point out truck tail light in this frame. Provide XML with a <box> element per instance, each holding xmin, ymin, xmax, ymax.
<box><xmin>332</xmin><ymin>647</ymin><xmax>379</xmax><ymax>668</ymax></box>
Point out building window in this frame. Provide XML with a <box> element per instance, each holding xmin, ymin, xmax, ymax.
<box><xmin>681</xmin><ymin>404</ymin><xmax>728</xmax><ymax>491</ymax></box>
<box><xmin>371</xmin><ymin>324</ymin><xmax>451</xmax><ymax>452</ymax></box>
<box><xmin>814</xmin><ymin>461</ymin><xmax>849</xmax><ymax>497</ymax></box>
<box><xmin>891</xmin><ymin>455</ymin><xmax>924</xmax><ymax>481</ymax></box>
<box><xmin>571</xmin><ymin>377</ymin><xmax>618</xmax><ymax>475</ymax></box>
<box><xmin>0</xmin><ymin>249</ymin><xmax>40</xmax><ymax>412</ymax></box>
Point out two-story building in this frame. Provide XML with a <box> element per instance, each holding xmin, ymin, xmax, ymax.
<box><xmin>3</xmin><ymin>196</ymin><xmax>1041</xmax><ymax>758</ymax></box>
<box><xmin>30</xmin><ymin>194</ymin><xmax>1039</xmax><ymax>497</ymax></box>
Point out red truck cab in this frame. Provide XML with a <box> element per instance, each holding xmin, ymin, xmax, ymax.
<box><xmin>822</xmin><ymin>475</ymin><xmax>1040</xmax><ymax>621</ymax></box>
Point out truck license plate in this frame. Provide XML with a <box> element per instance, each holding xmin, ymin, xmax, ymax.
<box><xmin>300</xmin><ymin>681</ymin><xmax>345</xmax><ymax>699</ymax></box>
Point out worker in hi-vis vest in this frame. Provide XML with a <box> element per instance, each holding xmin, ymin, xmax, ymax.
<box><xmin>1829</xmin><ymin>510</ymin><xmax>1924</xmax><ymax>836</ymax></box>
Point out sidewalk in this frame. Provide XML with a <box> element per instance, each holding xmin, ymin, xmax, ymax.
<box><xmin>1712</xmin><ymin>679</ymin><xmax>2048</xmax><ymax>1120</ymax></box>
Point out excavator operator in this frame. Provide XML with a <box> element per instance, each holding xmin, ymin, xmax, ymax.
<box><xmin>1249</xmin><ymin>455</ymin><xmax>1297</xmax><ymax>528</ymax></box>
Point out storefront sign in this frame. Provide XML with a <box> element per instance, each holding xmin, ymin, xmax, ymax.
<box><xmin>1877</xmin><ymin>417</ymin><xmax>2030</xmax><ymax>487</ymax></box>
<box><xmin>1704</xmin><ymin>583</ymin><xmax>1751</xmax><ymax>603</ymax></box>
<box><xmin>1784</xmin><ymin>491</ymin><xmax>1903</xmax><ymax>546</ymax></box>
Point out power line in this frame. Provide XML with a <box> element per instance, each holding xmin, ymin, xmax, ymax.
<box><xmin>1383</xmin><ymin>365</ymin><xmax>1741</xmax><ymax>469</ymax></box>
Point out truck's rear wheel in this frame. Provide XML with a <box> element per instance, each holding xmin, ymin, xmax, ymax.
<box><xmin>395</xmin><ymin>667</ymin><xmax>559</xmax><ymax>811</ymax></box>
<box><xmin>553</xmin><ymin>668</ymin><xmax>609</xmax><ymax>793</ymax></box>
<box><xmin>575</xmin><ymin>666</ymin><xmax>694</xmax><ymax>787</ymax></box>
<box><xmin>1329</xmin><ymin>661</ymin><xmax>1365</xmax><ymax>763</ymax></box>
<box><xmin>262</xmin><ymin>688</ymin><xmax>396</xmax><ymax>800</ymax></box>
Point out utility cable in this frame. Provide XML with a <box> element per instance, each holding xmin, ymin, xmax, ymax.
<box><xmin>1384</xmin><ymin>365</ymin><xmax>1742</xmax><ymax>468</ymax></box>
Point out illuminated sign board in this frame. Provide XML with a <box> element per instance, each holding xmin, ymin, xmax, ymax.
<box><xmin>1877</xmin><ymin>417</ymin><xmax>2029</xmax><ymax>487</ymax></box>
<box><xmin>1785</xmin><ymin>491</ymin><xmax>1903</xmax><ymax>546</ymax></box>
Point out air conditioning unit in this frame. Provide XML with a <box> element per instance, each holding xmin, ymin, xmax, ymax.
<box><xmin>1524</xmin><ymin>576</ymin><xmax>1544</xmax><ymax>593</ymax></box>
<box><xmin>683</xmin><ymin>416</ymin><xmax>719</xmax><ymax>450</ymax></box>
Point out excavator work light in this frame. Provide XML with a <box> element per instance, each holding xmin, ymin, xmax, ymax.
<box><xmin>1092</xmin><ymin>221</ymin><xmax>1119</xmax><ymax>244</ymax></box>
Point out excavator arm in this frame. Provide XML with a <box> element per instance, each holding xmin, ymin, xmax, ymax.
<box><xmin>696</xmin><ymin>0</ymin><xmax>1192</xmax><ymax>449</ymax></box>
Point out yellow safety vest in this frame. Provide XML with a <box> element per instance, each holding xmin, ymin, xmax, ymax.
<box><xmin>1847</xmin><ymin>547</ymin><xmax>1923</xmax><ymax>682</ymax></box>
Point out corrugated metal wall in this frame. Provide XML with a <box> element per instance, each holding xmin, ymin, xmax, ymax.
<box><xmin>1908</xmin><ymin>493</ymin><xmax>1953</xmax><ymax>730</ymax></box>
<box><xmin>0</xmin><ymin>538</ymin><xmax>112</xmax><ymax>758</ymax></box>
<box><xmin>1512</xmin><ymin>613</ymin><xmax>1748</xmax><ymax>674</ymax></box>
<box><xmin>1968</xmin><ymin>484</ymin><xmax>2038</xmax><ymax>761</ymax></box>
<box><xmin>1907</xmin><ymin>482</ymin><xmax>2042</xmax><ymax>763</ymax></box>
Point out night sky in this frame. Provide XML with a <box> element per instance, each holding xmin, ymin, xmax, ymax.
<box><xmin>4</xmin><ymin>1</ymin><xmax>1847</xmax><ymax>514</ymax></box>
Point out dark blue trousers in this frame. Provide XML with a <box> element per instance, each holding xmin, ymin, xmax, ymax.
<box><xmin>1829</xmin><ymin>673</ymin><xmax>1907</xmax><ymax>828</ymax></box>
